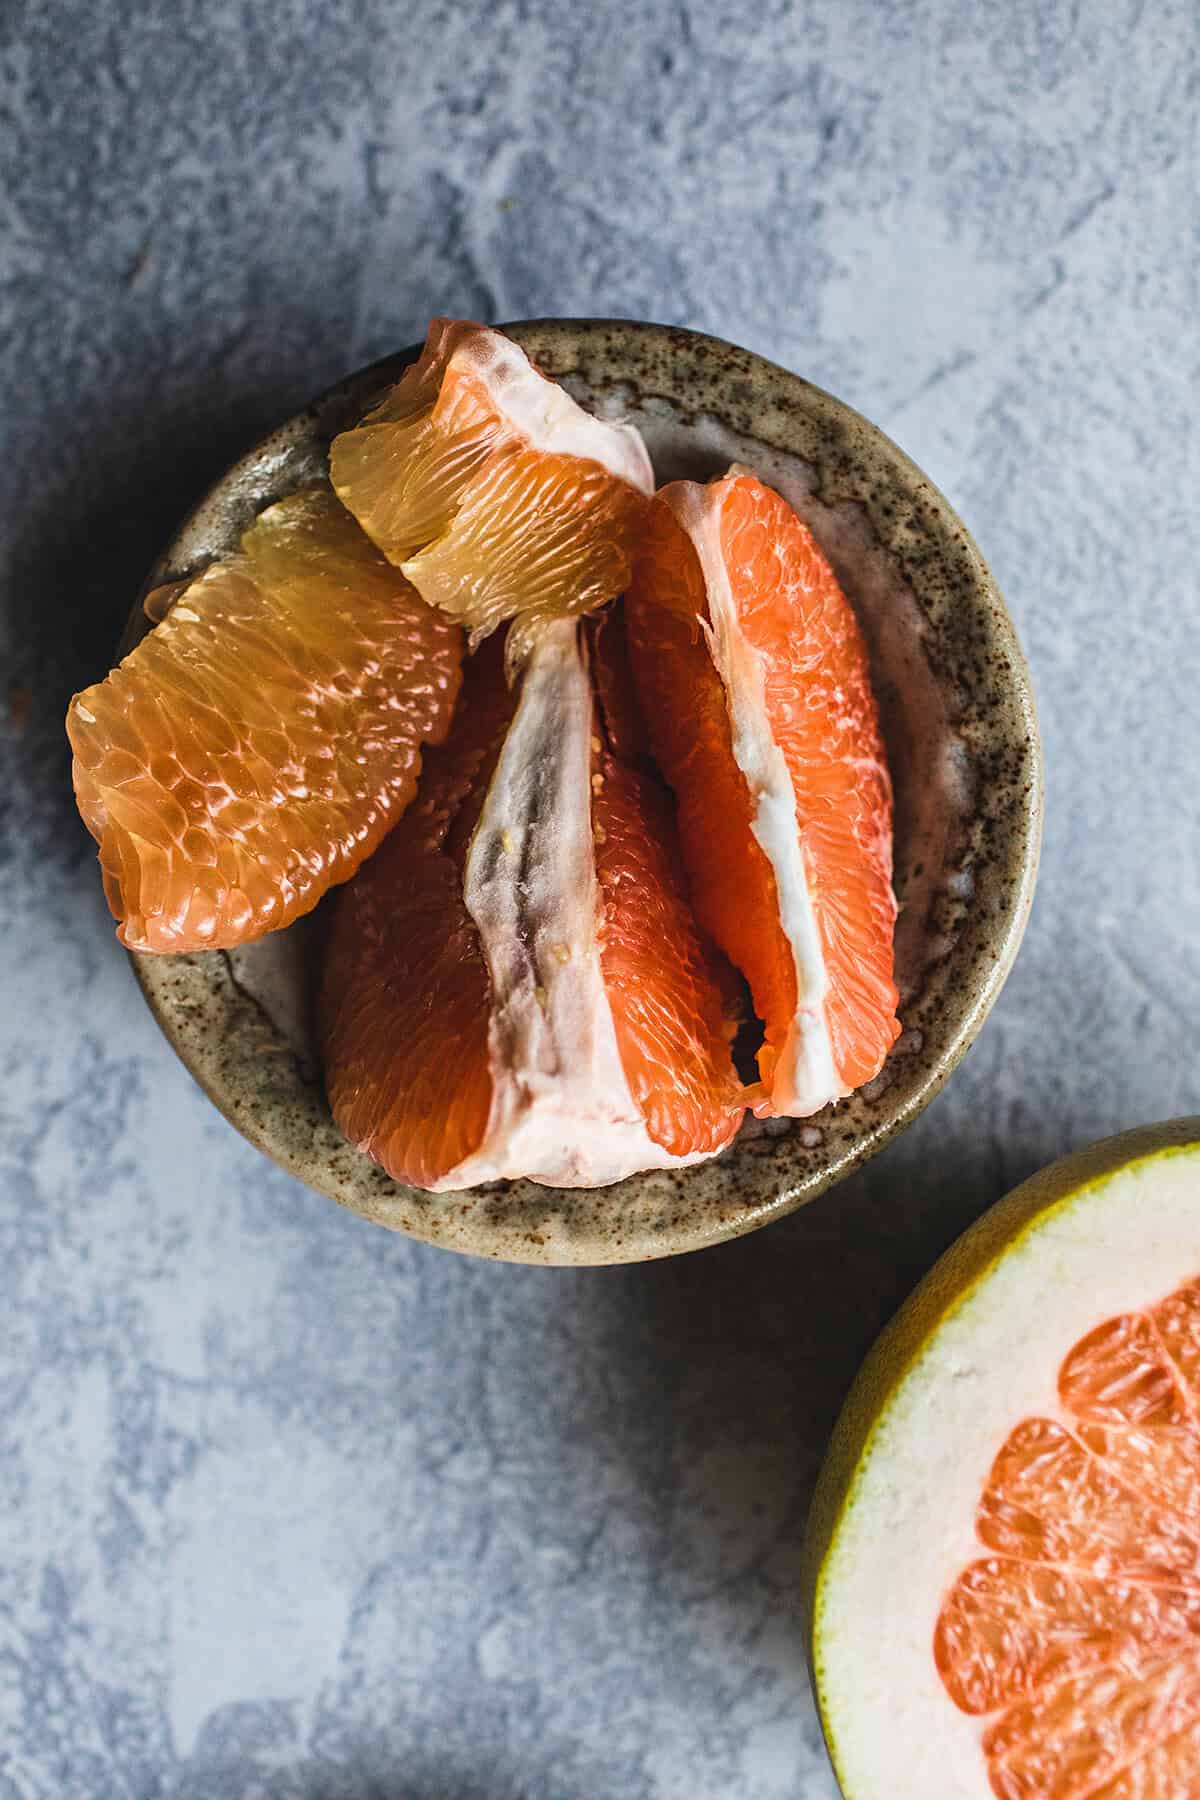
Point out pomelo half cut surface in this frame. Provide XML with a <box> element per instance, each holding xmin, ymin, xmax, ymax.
<box><xmin>804</xmin><ymin>1117</ymin><xmax>1200</xmax><ymax>1799</ymax></box>
<box><xmin>319</xmin><ymin>618</ymin><xmax>744</xmax><ymax>1192</ymax></box>
<box><xmin>330</xmin><ymin>318</ymin><xmax>654</xmax><ymax>662</ymax></box>
<box><xmin>67</xmin><ymin>488</ymin><xmax>463</xmax><ymax>953</ymax></box>
<box><xmin>626</xmin><ymin>469</ymin><xmax>899</xmax><ymax>1117</ymax></box>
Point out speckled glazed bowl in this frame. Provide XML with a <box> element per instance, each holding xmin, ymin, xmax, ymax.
<box><xmin>122</xmin><ymin>321</ymin><xmax>1042</xmax><ymax>1264</ymax></box>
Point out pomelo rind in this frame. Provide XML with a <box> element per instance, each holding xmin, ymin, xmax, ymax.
<box><xmin>802</xmin><ymin>1115</ymin><xmax>1200</xmax><ymax>1798</ymax></box>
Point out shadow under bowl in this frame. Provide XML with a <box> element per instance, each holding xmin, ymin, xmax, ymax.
<box><xmin>122</xmin><ymin>319</ymin><xmax>1043</xmax><ymax>1265</ymax></box>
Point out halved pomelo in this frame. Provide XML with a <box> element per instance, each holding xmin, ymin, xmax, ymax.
<box><xmin>319</xmin><ymin>617</ymin><xmax>744</xmax><ymax>1191</ymax></box>
<box><xmin>625</xmin><ymin>468</ymin><xmax>900</xmax><ymax>1117</ymax></box>
<box><xmin>68</xmin><ymin>488</ymin><xmax>462</xmax><ymax>952</ymax></box>
<box><xmin>803</xmin><ymin>1117</ymin><xmax>1200</xmax><ymax>1799</ymax></box>
<box><xmin>330</xmin><ymin>319</ymin><xmax>654</xmax><ymax>660</ymax></box>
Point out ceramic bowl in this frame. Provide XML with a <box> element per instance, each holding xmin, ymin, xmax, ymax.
<box><xmin>121</xmin><ymin>320</ymin><xmax>1042</xmax><ymax>1264</ymax></box>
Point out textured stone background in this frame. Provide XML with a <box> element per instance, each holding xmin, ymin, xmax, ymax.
<box><xmin>2</xmin><ymin>1</ymin><xmax>1197</xmax><ymax>1794</ymax></box>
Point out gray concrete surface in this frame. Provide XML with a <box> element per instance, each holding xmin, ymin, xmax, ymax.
<box><xmin>2</xmin><ymin>0</ymin><xmax>1197</xmax><ymax>1794</ymax></box>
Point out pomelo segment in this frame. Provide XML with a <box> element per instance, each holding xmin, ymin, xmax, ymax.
<box><xmin>318</xmin><ymin>638</ymin><xmax>513</xmax><ymax>1190</ymax></box>
<box><xmin>320</xmin><ymin>618</ymin><xmax>743</xmax><ymax>1193</ymax></box>
<box><xmin>585</xmin><ymin>603</ymin><xmax>749</xmax><ymax>1152</ymax></box>
<box><xmin>330</xmin><ymin>320</ymin><xmax>654</xmax><ymax>660</ymax></box>
<box><xmin>803</xmin><ymin>1118</ymin><xmax>1200</xmax><ymax>1800</ymax></box>
<box><xmin>625</xmin><ymin>469</ymin><xmax>899</xmax><ymax>1118</ymax></box>
<box><xmin>68</xmin><ymin>488</ymin><xmax>462</xmax><ymax>953</ymax></box>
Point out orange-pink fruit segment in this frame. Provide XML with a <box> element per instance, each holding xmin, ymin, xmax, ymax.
<box><xmin>588</xmin><ymin>615</ymin><xmax>745</xmax><ymax>1160</ymax></box>
<box><xmin>68</xmin><ymin>487</ymin><xmax>462</xmax><ymax>953</ymax></box>
<box><xmin>936</xmin><ymin>1273</ymin><xmax>1200</xmax><ymax>1797</ymax></box>
<box><xmin>319</xmin><ymin>619</ymin><xmax>743</xmax><ymax>1191</ymax></box>
<box><xmin>330</xmin><ymin>318</ymin><xmax>653</xmax><ymax>661</ymax></box>
<box><xmin>625</xmin><ymin>472</ymin><xmax>899</xmax><ymax>1110</ymax></box>
<box><xmin>319</xmin><ymin>638</ymin><xmax>513</xmax><ymax>1191</ymax></box>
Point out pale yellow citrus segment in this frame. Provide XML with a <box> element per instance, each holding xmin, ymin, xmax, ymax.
<box><xmin>68</xmin><ymin>488</ymin><xmax>463</xmax><ymax>953</ymax></box>
<box><xmin>401</xmin><ymin>445</ymin><xmax>650</xmax><ymax>658</ymax></box>
<box><xmin>330</xmin><ymin>318</ymin><xmax>653</xmax><ymax>650</ymax></box>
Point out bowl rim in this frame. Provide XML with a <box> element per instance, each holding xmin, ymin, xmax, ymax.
<box><xmin>123</xmin><ymin>317</ymin><xmax>1044</xmax><ymax>1264</ymax></box>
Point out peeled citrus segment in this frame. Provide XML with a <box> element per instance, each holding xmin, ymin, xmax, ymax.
<box><xmin>319</xmin><ymin>618</ymin><xmax>743</xmax><ymax>1193</ymax></box>
<box><xmin>402</xmin><ymin>443</ymin><xmax>650</xmax><ymax>666</ymax></box>
<box><xmin>319</xmin><ymin>639</ymin><xmax>513</xmax><ymax>1191</ymax></box>
<box><xmin>330</xmin><ymin>319</ymin><xmax>653</xmax><ymax>651</ymax></box>
<box><xmin>594</xmin><ymin>753</ymin><xmax>743</xmax><ymax>1161</ymax></box>
<box><xmin>626</xmin><ymin>469</ymin><xmax>899</xmax><ymax>1117</ymax></box>
<box><xmin>68</xmin><ymin>487</ymin><xmax>462</xmax><ymax>953</ymax></box>
<box><xmin>329</xmin><ymin>321</ymin><xmax>508</xmax><ymax>562</ymax></box>
<box><xmin>805</xmin><ymin>1120</ymin><xmax>1200</xmax><ymax>1800</ymax></box>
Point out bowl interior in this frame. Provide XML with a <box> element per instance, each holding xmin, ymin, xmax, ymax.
<box><xmin>126</xmin><ymin>320</ymin><xmax>1041</xmax><ymax>1264</ymax></box>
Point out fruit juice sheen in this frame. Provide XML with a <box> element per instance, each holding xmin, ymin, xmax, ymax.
<box><xmin>233</xmin><ymin>403</ymin><xmax>969</xmax><ymax>1190</ymax></box>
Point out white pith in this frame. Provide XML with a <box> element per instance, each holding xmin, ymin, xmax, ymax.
<box><xmin>430</xmin><ymin>619</ymin><xmax>711</xmax><ymax>1192</ymax></box>
<box><xmin>670</xmin><ymin>483</ymin><xmax>847</xmax><ymax>1117</ymax></box>
<box><xmin>815</xmin><ymin>1144</ymin><xmax>1200</xmax><ymax>1799</ymax></box>
<box><xmin>446</xmin><ymin>330</ymin><xmax>655</xmax><ymax>496</ymax></box>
